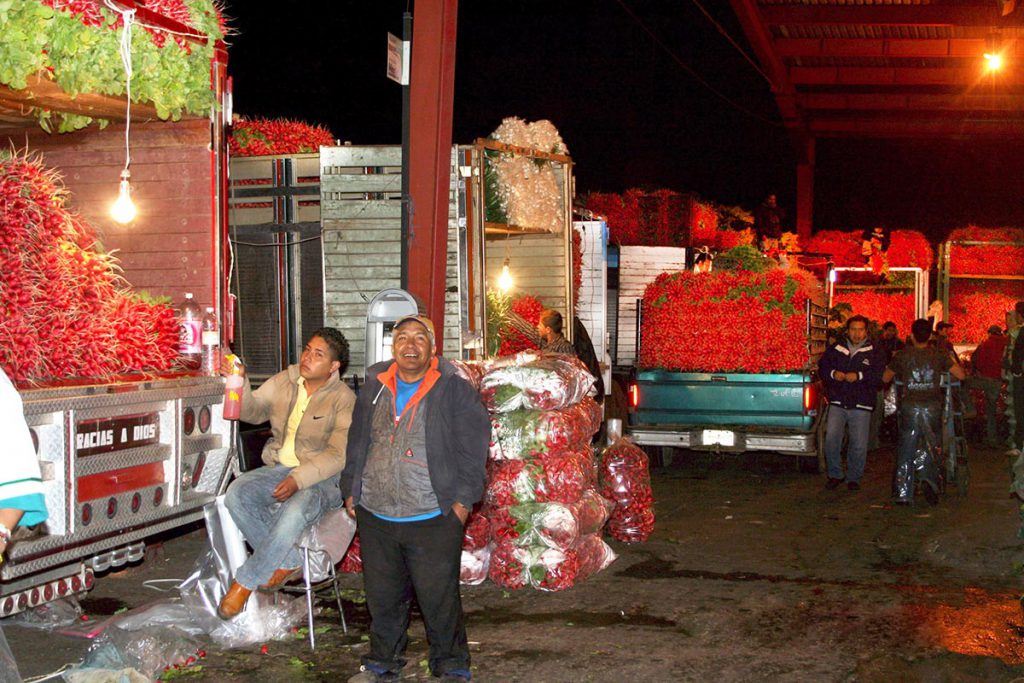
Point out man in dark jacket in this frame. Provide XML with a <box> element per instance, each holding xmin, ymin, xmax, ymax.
<box><xmin>340</xmin><ymin>315</ymin><xmax>489</xmax><ymax>683</ymax></box>
<box><xmin>819</xmin><ymin>316</ymin><xmax>884</xmax><ymax>491</ymax></box>
<box><xmin>970</xmin><ymin>325</ymin><xmax>1009</xmax><ymax>446</ymax></box>
<box><xmin>1010</xmin><ymin>302</ymin><xmax>1024</xmax><ymax>457</ymax></box>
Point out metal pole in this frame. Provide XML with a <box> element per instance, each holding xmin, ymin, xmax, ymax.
<box><xmin>400</xmin><ymin>11</ymin><xmax>412</xmax><ymax>290</ymax></box>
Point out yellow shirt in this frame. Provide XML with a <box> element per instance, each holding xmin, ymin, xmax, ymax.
<box><xmin>277</xmin><ymin>377</ymin><xmax>310</xmax><ymax>468</ymax></box>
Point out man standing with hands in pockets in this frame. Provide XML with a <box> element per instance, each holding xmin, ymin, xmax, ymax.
<box><xmin>340</xmin><ymin>315</ymin><xmax>490</xmax><ymax>683</ymax></box>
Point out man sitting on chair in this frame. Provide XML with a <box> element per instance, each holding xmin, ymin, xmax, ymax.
<box><xmin>218</xmin><ymin>327</ymin><xmax>356</xmax><ymax>619</ymax></box>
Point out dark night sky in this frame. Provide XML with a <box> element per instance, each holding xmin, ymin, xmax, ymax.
<box><xmin>223</xmin><ymin>0</ymin><xmax>1024</xmax><ymax>242</ymax></box>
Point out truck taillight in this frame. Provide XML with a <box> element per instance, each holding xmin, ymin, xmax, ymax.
<box><xmin>803</xmin><ymin>384</ymin><xmax>815</xmax><ymax>412</ymax></box>
<box><xmin>628</xmin><ymin>382</ymin><xmax>639</xmax><ymax>409</ymax></box>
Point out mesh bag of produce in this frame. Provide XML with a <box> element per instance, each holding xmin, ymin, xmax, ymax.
<box><xmin>490</xmin><ymin>399</ymin><xmax>600</xmax><ymax>460</ymax></box>
<box><xmin>450</xmin><ymin>359</ymin><xmax>488</xmax><ymax>392</ymax></box>
<box><xmin>488</xmin><ymin>534</ymin><xmax>617</xmax><ymax>592</ymax></box>
<box><xmin>462</xmin><ymin>510</ymin><xmax>491</xmax><ymax>551</ymax></box>
<box><xmin>488</xmin><ymin>490</ymin><xmax>613</xmax><ymax>551</ymax></box>
<box><xmin>339</xmin><ymin>533</ymin><xmax>363</xmax><ymax>573</ymax></box>
<box><xmin>485</xmin><ymin>451</ymin><xmax>591</xmax><ymax>507</ymax></box>
<box><xmin>481</xmin><ymin>354</ymin><xmax>595</xmax><ymax>412</ymax></box>
<box><xmin>460</xmin><ymin>545</ymin><xmax>492</xmax><ymax>586</ymax></box>
<box><xmin>599</xmin><ymin>437</ymin><xmax>655</xmax><ymax>543</ymax></box>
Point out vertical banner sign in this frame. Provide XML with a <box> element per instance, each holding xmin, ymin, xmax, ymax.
<box><xmin>387</xmin><ymin>32</ymin><xmax>409</xmax><ymax>85</ymax></box>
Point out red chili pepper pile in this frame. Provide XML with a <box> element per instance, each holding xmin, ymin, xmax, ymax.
<box><xmin>583</xmin><ymin>189</ymin><xmax>716</xmax><ymax>247</ymax></box>
<box><xmin>948</xmin><ymin>226</ymin><xmax>1024</xmax><ymax>277</ymax></box>
<box><xmin>947</xmin><ymin>283</ymin><xmax>1023</xmax><ymax>344</ymax></box>
<box><xmin>600</xmin><ymin>437</ymin><xmax>655</xmax><ymax>543</ymax></box>
<box><xmin>832</xmin><ymin>290</ymin><xmax>916</xmax><ymax>335</ymax></box>
<box><xmin>638</xmin><ymin>267</ymin><xmax>819</xmax><ymax>373</ymax></box>
<box><xmin>804</xmin><ymin>229</ymin><xmax>933</xmax><ymax>270</ymax></box>
<box><xmin>497</xmin><ymin>295</ymin><xmax>543</xmax><ymax>355</ymax></box>
<box><xmin>229</xmin><ymin>118</ymin><xmax>336</xmax><ymax>157</ymax></box>
<box><xmin>0</xmin><ymin>153</ymin><xmax>179</xmax><ymax>382</ymax></box>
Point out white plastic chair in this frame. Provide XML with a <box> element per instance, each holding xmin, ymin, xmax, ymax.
<box><xmin>294</xmin><ymin>507</ymin><xmax>357</xmax><ymax>649</ymax></box>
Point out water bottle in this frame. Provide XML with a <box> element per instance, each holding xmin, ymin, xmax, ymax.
<box><xmin>178</xmin><ymin>293</ymin><xmax>202</xmax><ymax>370</ymax></box>
<box><xmin>201</xmin><ymin>307</ymin><xmax>220</xmax><ymax>376</ymax></box>
<box><xmin>222</xmin><ymin>353</ymin><xmax>244</xmax><ymax>420</ymax></box>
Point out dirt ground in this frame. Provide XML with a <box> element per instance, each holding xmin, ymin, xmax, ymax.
<box><xmin>8</xmin><ymin>441</ymin><xmax>1024</xmax><ymax>682</ymax></box>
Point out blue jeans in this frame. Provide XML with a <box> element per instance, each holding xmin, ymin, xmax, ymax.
<box><xmin>225</xmin><ymin>465</ymin><xmax>343</xmax><ymax>589</ymax></box>
<box><xmin>825</xmin><ymin>406</ymin><xmax>871</xmax><ymax>483</ymax></box>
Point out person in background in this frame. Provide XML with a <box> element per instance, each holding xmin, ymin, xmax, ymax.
<box><xmin>572</xmin><ymin>316</ymin><xmax>605</xmax><ymax>404</ymax></box>
<box><xmin>885</xmin><ymin>318</ymin><xmax>967</xmax><ymax>505</ymax></box>
<box><xmin>819</xmin><ymin>315</ymin><xmax>884</xmax><ymax>491</ymax></box>
<box><xmin>1009</xmin><ymin>302</ymin><xmax>1024</xmax><ymax>458</ymax></box>
<box><xmin>340</xmin><ymin>315</ymin><xmax>489</xmax><ymax>683</ymax></box>
<box><xmin>1006</xmin><ymin>307</ymin><xmax>1022</xmax><ymax>452</ymax></box>
<box><xmin>537</xmin><ymin>309</ymin><xmax>575</xmax><ymax>356</ymax></box>
<box><xmin>217</xmin><ymin>327</ymin><xmax>356</xmax><ymax>619</ymax></box>
<box><xmin>869</xmin><ymin>321</ymin><xmax>906</xmax><ymax>449</ymax></box>
<box><xmin>933</xmin><ymin>322</ymin><xmax>956</xmax><ymax>356</ymax></box>
<box><xmin>753</xmin><ymin>194</ymin><xmax>783</xmax><ymax>247</ymax></box>
<box><xmin>969</xmin><ymin>325</ymin><xmax>1009</xmax><ymax>447</ymax></box>
<box><xmin>0</xmin><ymin>369</ymin><xmax>48</xmax><ymax>563</ymax></box>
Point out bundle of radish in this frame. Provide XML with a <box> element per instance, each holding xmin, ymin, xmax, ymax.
<box><xmin>0</xmin><ymin>152</ymin><xmax>179</xmax><ymax>383</ymax></box>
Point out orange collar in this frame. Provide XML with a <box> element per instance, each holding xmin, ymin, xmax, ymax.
<box><xmin>377</xmin><ymin>358</ymin><xmax>441</xmax><ymax>417</ymax></box>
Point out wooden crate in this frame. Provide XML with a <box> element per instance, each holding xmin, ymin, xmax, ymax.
<box><xmin>320</xmin><ymin>146</ymin><xmax>461</xmax><ymax>378</ymax></box>
<box><xmin>615</xmin><ymin>246</ymin><xmax>688</xmax><ymax>367</ymax></box>
<box><xmin>229</xmin><ymin>154</ymin><xmax>321</xmax><ymax>226</ymax></box>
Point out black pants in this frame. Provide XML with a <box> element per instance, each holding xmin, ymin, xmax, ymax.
<box><xmin>356</xmin><ymin>507</ymin><xmax>469</xmax><ymax>677</ymax></box>
<box><xmin>1015</xmin><ymin>378</ymin><xmax>1024</xmax><ymax>450</ymax></box>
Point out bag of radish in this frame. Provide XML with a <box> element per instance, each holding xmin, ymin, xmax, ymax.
<box><xmin>599</xmin><ymin>436</ymin><xmax>655</xmax><ymax>543</ymax></box>
<box><xmin>485</xmin><ymin>451</ymin><xmax>592</xmax><ymax>507</ymax></box>
<box><xmin>460</xmin><ymin>545</ymin><xmax>492</xmax><ymax>586</ymax></box>
<box><xmin>489</xmin><ymin>396</ymin><xmax>602</xmax><ymax>460</ymax></box>
<box><xmin>480</xmin><ymin>353</ymin><xmax>595</xmax><ymax>412</ymax></box>
<box><xmin>488</xmin><ymin>534</ymin><xmax>616</xmax><ymax>592</ymax></box>
<box><xmin>488</xmin><ymin>490</ymin><xmax>613</xmax><ymax>551</ymax></box>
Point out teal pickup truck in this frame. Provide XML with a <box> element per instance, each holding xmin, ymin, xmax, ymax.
<box><xmin>627</xmin><ymin>302</ymin><xmax>829</xmax><ymax>470</ymax></box>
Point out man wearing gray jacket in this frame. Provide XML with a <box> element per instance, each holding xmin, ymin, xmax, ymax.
<box><xmin>341</xmin><ymin>314</ymin><xmax>489</xmax><ymax>683</ymax></box>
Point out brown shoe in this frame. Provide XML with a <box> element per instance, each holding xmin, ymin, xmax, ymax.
<box><xmin>217</xmin><ymin>581</ymin><xmax>252</xmax><ymax>620</ymax></box>
<box><xmin>257</xmin><ymin>567</ymin><xmax>301</xmax><ymax>593</ymax></box>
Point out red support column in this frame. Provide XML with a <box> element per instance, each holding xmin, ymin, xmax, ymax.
<box><xmin>795</xmin><ymin>137</ymin><xmax>816</xmax><ymax>241</ymax></box>
<box><xmin>407</xmin><ymin>0</ymin><xmax>459</xmax><ymax>339</ymax></box>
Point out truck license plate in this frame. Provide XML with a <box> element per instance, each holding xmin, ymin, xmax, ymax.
<box><xmin>702</xmin><ymin>429</ymin><xmax>735</xmax><ymax>447</ymax></box>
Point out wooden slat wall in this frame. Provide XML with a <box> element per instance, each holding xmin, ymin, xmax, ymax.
<box><xmin>574</xmin><ymin>221</ymin><xmax>609</xmax><ymax>393</ymax></box>
<box><xmin>228</xmin><ymin>154</ymin><xmax>321</xmax><ymax>226</ymax></box>
<box><xmin>6</xmin><ymin>120</ymin><xmax>215</xmax><ymax>308</ymax></box>
<box><xmin>486</xmin><ymin>232</ymin><xmax>567</xmax><ymax>314</ymax></box>
<box><xmin>616</xmin><ymin>246</ymin><xmax>687</xmax><ymax>367</ymax></box>
<box><xmin>320</xmin><ymin>145</ymin><xmax>462</xmax><ymax>378</ymax></box>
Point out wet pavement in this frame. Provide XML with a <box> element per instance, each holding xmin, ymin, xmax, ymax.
<box><xmin>7</xmin><ymin>442</ymin><xmax>1024</xmax><ymax>682</ymax></box>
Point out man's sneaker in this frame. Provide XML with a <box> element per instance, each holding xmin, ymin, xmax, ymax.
<box><xmin>847</xmin><ymin>481</ymin><xmax>860</xmax><ymax>491</ymax></box>
<box><xmin>825</xmin><ymin>478</ymin><xmax>843</xmax><ymax>490</ymax></box>
<box><xmin>440</xmin><ymin>670</ymin><xmax>472</xmax><ymax>682</ymax></box>
<box><xmin>347</xmin><ymin>665</ymin><xmax>399</xmax><ymax>683</ymax></box>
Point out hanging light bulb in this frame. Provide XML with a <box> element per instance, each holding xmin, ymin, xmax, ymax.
<box><xmin>111</xmin><ymin>169</ymin><xmax>136</xmax><ymax>223</ymax></box>
<box><xmin>984</xmin><ymin>52</ymin><xmax>1004</xmax><ymax>71</ymax></box>
<box><xmin>108</xmin><ymin>2</ymin><xmax>137</xmax><ymax>224</ymax></box>
<box><xmin>497</xmin><ymin>257</ymin><xmax>514</xmax><ymax>292</ymax></box>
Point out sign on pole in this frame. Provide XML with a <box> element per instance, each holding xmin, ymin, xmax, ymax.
<box><xmin>387</xmin><ymin>32</ymin><xmax>409</xmax><ymax>85</ymax></box>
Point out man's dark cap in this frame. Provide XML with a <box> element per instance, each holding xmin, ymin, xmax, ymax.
<box><xmin>988</xmin><ymin>325</ymin><xmax>1003</xmax><ymax>335</ymax></box>
<box><xmin>936</xmin><ymin>322</ymin><xmax>954</xmax><ymax>331</ymax></box>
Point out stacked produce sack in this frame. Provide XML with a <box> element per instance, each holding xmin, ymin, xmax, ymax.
<box><xmin>456</xmin><ymin>354</ymin><xmax>618</xmax><ymax>591</ymax></box>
